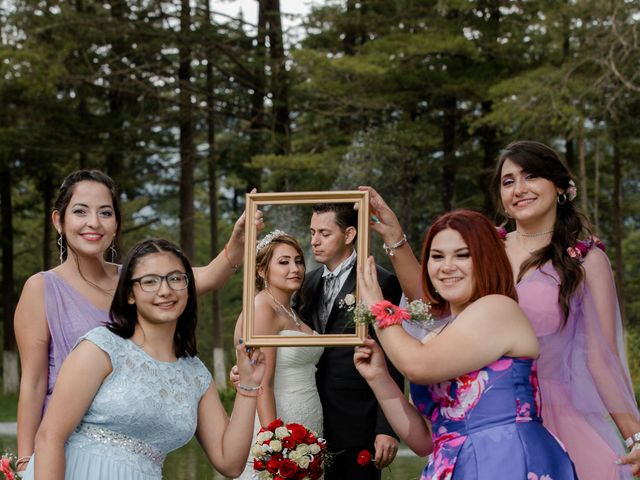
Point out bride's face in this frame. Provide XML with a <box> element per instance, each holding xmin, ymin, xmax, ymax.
<box><xmin>264</xmin><ymin>243</ymin><xmax>305</xmax><ymax>295</ymax></box>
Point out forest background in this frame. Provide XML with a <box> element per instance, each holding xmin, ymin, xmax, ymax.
<box><xmin>0</xmin><ymin>0</ymin><xmax>639</xmax><ymax>405</ymax></box>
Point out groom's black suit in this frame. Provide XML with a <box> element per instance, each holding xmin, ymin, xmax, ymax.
<box><xmin>301</xmin><ymin>264</ymin><xmax>404</xmax><ymax>480</ymax></box>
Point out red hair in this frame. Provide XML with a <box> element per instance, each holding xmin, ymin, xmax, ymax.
<box><xmin>420</xmin><ymin>209</ymin><xmax>517</xmax><ymax>318</ymax></box>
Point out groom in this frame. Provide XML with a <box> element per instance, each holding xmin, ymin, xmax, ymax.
<box><xmin>301</xmin><ymin>203</ymin><xmax>403</xmax><ymax>480</ymax></box>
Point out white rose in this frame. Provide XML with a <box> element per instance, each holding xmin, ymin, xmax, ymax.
<box><xmin>270</xmin><ymin>440</ymin><xmax>282</xmax><ymax>452</ymax></box>
<box><xmin>258</xmin><ymin>471</ymin><xmax>272</xmax><ymax>480</ymax></box>
<box><xmin>257</xmin><ymin>431</ymin><xmax>273</xmax><ymax>443</ymax></box>
<box><xmin>344</xmin><ymin>293</ymin><xmax>356</xmax><ymax>306</ymax></box>
<box><xmin>297</xmin><ymin>456</ymin><xmax>311</xmax><ymax>469</ymax></box>
<box><xmin>251</xmin><ymin>445</ymin><xmax>263</xmax><ymax>457</ymax></box>
<box><xmin>275</xmin><ymin>426</ymin><xmax>289</xmax><ymax>439</ymax></box>
<box><xmin>289</xmin><ymin>450</ymin><xmax>301</xmax><ymax>462</ymax></box>
<box><xmin>296</xmin><ymin>444</ymin><xmax>310</xmax><ymax>455</ymax></box>
<box><xmin>309</xmin><ymin>443</ymin><xmax>321</xmax><ymax>454</ymax></box>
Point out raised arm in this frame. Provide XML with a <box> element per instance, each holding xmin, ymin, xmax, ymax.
<box><xmin>233</xmin><ymin>297</ymin><xmax>280</xmax><ymax>427</ymax></box>
<box><xmin>358</xmin><ymin>186</ymin><xmax>423</xmax><ymax>300</ymax></box>
<box><xmin>196</xmin><ymin>342</ymin><xmax>265</xmax><ymax>478</ymax></box>
<box><xmin>358</xmin><ymin>256</ymin><xmax>538</xmax><ymax>384</ymax></box>
<box><xmin>192</xmin><ymin>207</ymin><xmax>264</xmax><ymax>295</ymax></box>
<box><xmin>33</xmin><ymin>341</ymin><xmax>112</xmax><ymax>480</ymax></box>
<box><xmin>354</xmin><ymin>338</ymin><xmax>433</xmax><ymax>456</ymax></box>
<box><xmin>15</xmin><ymin>274</ymin><xmax>49</xmax><ymax>472</ymax></box>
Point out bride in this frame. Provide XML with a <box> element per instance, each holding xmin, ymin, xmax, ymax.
<box><xmin>234</xmin><ymin>230</ymin><xmax>323</xmax><ymax>479</ymax></box>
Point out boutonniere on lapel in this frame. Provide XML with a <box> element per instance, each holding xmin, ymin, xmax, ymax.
<box><xmin>338</xmin><ymin>293</ymin><xmax>356</xmax><ymax>311</ymax></box>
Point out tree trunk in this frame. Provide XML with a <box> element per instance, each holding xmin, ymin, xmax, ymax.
<box><xmin>205</xmin><ymin>0</ymin><xmax>225</xmax><ymax>390</ymax></box>
<box><xmin>265</xmin><ymin>0</ymin><xmax>291</xmax><ymax>156</ymax></box>
<box><xmin>179</xmin><ymin>0</ymin><xmax>196</xmax><ymax>260</ymax></box>
<box><xmin>479</xmin><ymin>101</ymin><xmax>499</xmax><ymax>215</ymax></box>
<box><xmin>441</xmin><ymin>96</ymin><xmax>457</xmax><ymax>211</ymax></box>
<box><xmin>1</xmin><ymin>161</ymin><xmax>18</xmax><ymax>393</ymax></box>
<box><xmin>611</xmin><ymin>126</ymin><xmax>625</xmax><ymax>322</ymax></box>
<box><xmin>577</xmin><ymin>122</ymin><xmax>588</xmax><ymax>214</ymax></box>
<box><xmin>565</xmin><ymin>136</ymin><xmax>575</xmax><ymax>171</ymax></box>
<box><xmin>247</xmin><ymin>0</ymin><xmax>267</xmax><ymax>191</ymax></box>
<box><xmin>593</xmin><ymin>136</ymin><xmax>600</xmax><ymax>235</ymax></box>
<box><xmin>41</xmin><ymin>174</ymin><xmax>54</xmax><ymax>270</ymax></box>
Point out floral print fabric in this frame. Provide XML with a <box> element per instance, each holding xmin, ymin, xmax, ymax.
<box><xmin>410</xmin><ymin>357</ymin><xmax>578</xmax><ymax>480</ymax></box>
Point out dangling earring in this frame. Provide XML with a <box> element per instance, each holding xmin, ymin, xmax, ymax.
<box><xmin>109</xmin><ymin>242</ymin><xmax>117</xmax><ymax>263</ymax></box>
<box><xmin>57</xmin><ymin>233</ymin><xmax>66</xmax><ymax>264</ymax></box>
<box><xmin>557</xmin><ymin>193</ymin><xmax>567</xmax><ymax>205</ymax></box>
<box><xmin>264</xmin><ymin>279</ymin><xmax>269</xmax><ymax>291</ymax></box>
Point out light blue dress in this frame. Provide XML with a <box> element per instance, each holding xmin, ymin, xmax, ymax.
<box><xmin>23</xmin><ymin>326</ymin><xmax>211</xmax><ymax>480</ymax></box>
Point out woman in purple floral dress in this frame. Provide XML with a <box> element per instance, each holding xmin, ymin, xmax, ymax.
<box><xmin>354</xmin><ymin>210</ymin><xmax>577</xmax><ymax>479</ymax></box>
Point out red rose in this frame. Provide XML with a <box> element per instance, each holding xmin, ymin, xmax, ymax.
<box><xmin>288</xmin><ymin>423</ymin><xmax>307</xmax><ymax>442</ymax></box>
<box><xmin>267</xmin><ymin>418</ymin><xmax>284</xmax><ymax>431</ymax></box>
<box><xmin>253</xmin><ymin>459</ymin><xmax>266</xmax><ymax>471</ymax></box>
<box><xmin>357</xmin><ymin>449</ymin><xmax>372</xmax><ymax>466</ymax></box>
<box><xmin>295</xmin><ymin>470</ymin><xmax>308</xmax><ymax>480</ymax></box>
<box><xmin>278</xmin><ymin>459</ymin><xmax>298</xmax><ymax>478</ymax></box>
<box><xmin>266</xmin><ymin>457</ymin><xmax>280</xmax><ymax>474</ymax></box>
<box><xmin>304</xmin><ymin>432</ymin><xmax>317</xmax><ymax>444</ymax></box>
<box><xmin>309</xmin><ymin>465</ymin><xmax>323</xmax><ymax>480</ymax></box>
<box><xmin>281</xmin><ymin>436</ymin><xmax>296</xmax><ymax>449</ymax></box>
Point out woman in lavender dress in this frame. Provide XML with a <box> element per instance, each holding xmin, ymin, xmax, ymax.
<box><xmin>354</xmin><ymin>210</ymin><xmax>577</xmax><ymax>479</ymax></box>
<box><xmin>14</xmin><ymin>170</ymin><xmax>258</xmax><ymax>474</ymax></box>
<box><xmin>491</xmin><ymin>141</ymin><xmax>640</xmax><ymax>479</ymax></box>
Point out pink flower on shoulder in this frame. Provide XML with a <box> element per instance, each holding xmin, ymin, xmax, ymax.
<box><xmin>432</xmin><ymin>370</ymin><xmax>489</xmax><ymax>420</ymax></box>
<box><xmin>496</xmin><ymin>226</ymin><xmax>507</xmax><ymax>241</ymax></box>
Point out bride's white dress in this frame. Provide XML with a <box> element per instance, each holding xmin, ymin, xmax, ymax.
<box><xmin>236</xmin><ymin>330</ymin><xmax>324</xmax><ymax>479</ymax></box>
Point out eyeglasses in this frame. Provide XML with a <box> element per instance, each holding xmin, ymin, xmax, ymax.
<box><xmin>131</xmin><ymin>273</ymin><xmax>189</xmax><ymax>292</ymax></box>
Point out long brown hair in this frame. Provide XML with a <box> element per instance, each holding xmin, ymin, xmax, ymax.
<box><xmin>491</xmin><ymin>140</ymin><xmax>592</xmax><ymax>322</ymax></box>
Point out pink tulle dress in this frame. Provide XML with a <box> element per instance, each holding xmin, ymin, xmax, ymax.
<box><xmin>517</xmin><ymin>245</ymin><xmax>638</xmax><ymax>480</ymax></box>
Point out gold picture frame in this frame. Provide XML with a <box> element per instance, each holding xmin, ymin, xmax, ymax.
<box><xmin>241</xmin><ymin>191</ymin><xmax>370</xmax><ymax>347</ymax></box>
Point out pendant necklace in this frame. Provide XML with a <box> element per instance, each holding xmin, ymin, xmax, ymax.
<box><xmin>266</xmin><ymin>290</ymin><xmax>301</xmax><ymax>328</ymax></box>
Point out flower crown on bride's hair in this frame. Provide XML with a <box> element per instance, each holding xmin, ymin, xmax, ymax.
<box><xmin>256</xmin><ymin>230</ymin><xmax>288</xmax><ymax>254</ymax></box>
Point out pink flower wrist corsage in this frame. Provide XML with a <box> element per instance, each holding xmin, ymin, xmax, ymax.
<box><xmin>370</xmin><ymin>300</ymin><xmax>410</xmax><ymax>329</ymax></box>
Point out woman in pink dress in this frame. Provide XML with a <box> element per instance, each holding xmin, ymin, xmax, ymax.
<box><xmin>14</xmin><ymin>169</ymin><xmax>259</xmax><ymax>474</ymax></box>
<box><xmin>361</xmin><ymin>140</ymin><xmax>640</xmax><ymax>478</ymax></box>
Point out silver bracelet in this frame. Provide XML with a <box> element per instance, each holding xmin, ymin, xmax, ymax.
<box><xmin>238</xmin><ymin>383</ymin><xmax>261</xmax><ymax>392</ymax></box>
<box><xmin>383</xmin><ymin>234</ymin><xmax>408</xmax><ymax>257</ymax></box>
<box><xmin>625</xmin><ymin>431</ymin><xmax>640</xmax><ymax>448</ymax></box>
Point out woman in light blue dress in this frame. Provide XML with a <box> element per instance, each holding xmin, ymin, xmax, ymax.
<box><xmin>24</xmin><ymin>239</ymin><xmax>265</xmax><ymax>480</ymax></box>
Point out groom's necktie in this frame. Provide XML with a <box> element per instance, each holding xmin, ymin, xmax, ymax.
<box><xmin>320</xmin><ymin>273</ymin><xmax>338</xmax><ymax>330</ymax></box>
<box><xmin>319</xmin><ymin>257</ymin><xmax>355</xmax><ymax>331</ymax></box>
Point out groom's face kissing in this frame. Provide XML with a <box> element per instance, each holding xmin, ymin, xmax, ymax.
<box><xmin>310</xmin><ymin>211</ymin><xmax>356</xmax><ymax>271</ymax></box>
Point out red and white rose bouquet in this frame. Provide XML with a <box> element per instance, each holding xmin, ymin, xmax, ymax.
<box><xmin>251</xmin><ymin>418</ymin><xmax>328</xmax><ymax>480</ymax></box>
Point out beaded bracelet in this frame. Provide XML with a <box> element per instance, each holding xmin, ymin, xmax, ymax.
<box><xmin>236</xmin><ymin>384</ymin><xmax>263</xmax><ymax>398</ymax></box>
<box><xmin>382</xmin><ymin>234</ymin><xmax>408</xmax><ymax>257</ymax></box>
<box><xmin>224</xmin><ymin>244</ymin><xmax>241</xmax><ymax>271</ymax></box>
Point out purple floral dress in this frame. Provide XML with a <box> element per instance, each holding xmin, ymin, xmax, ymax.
<box><xmin>410</xmin><ymin>357</ymin><xmax>577</xmax><ymax>480</ymax></box>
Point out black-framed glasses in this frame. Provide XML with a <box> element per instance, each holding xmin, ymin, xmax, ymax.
<box><xmin>131</xmin><ymin>273</ymin><xmax>189</xmax><ymax>292</ymax></box>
